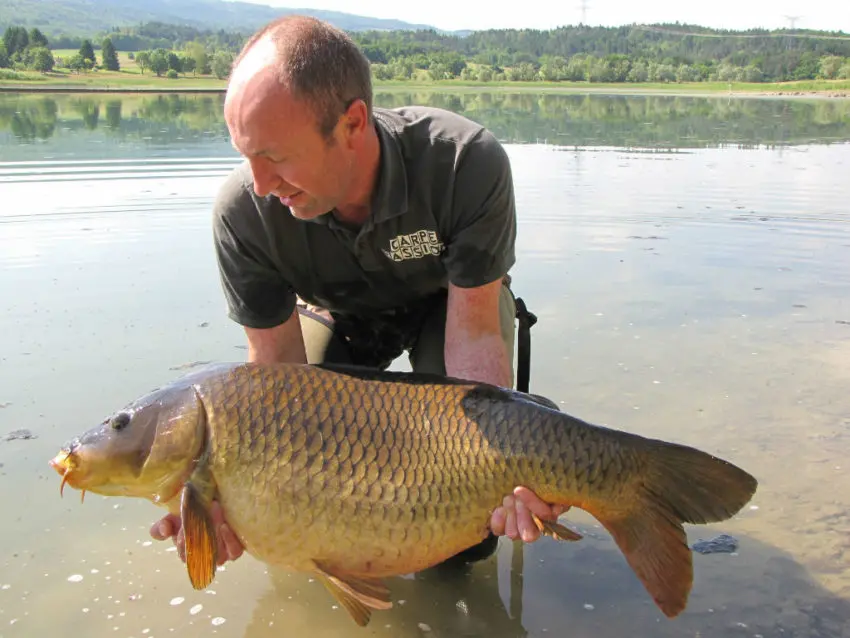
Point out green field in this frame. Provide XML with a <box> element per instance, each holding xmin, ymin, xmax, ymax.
<box><xmin>1</xmin><ymin>49</ymin><xmax>849</xmax><ymax>96</ymax></box>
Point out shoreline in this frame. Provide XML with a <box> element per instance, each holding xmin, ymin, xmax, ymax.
<box><xmin>1</xmin><ymin>80</ymin><xmax>848</xmax><ymax>99</ymax></box>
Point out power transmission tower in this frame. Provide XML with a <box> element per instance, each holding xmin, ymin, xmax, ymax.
<box><xmin>784</xmin><ymin>15</ymin><xmax>801</xmax><ymax>29</ymax></box>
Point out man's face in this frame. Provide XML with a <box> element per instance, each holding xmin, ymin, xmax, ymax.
<box><xmin>224</xmin><ymin>54</ymin><xmax>357</xmax><ymax>220</ymax></box>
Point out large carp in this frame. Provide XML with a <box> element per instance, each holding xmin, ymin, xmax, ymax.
<box><xmin>49</xmin><ymin>362</ymin><xmax>757</xmax><ymax>626</ymax></box>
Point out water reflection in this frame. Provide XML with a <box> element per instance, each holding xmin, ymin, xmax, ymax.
<box><xmin>2</xmin><ymin>91</ymin><xmax>850</xmax><ymax>156</ymax></box>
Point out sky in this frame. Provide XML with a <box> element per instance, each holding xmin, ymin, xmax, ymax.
<box><xmin>236</xmin><ymin>0</ymin><xmax>850</xmax><ymax>34</ymax></box>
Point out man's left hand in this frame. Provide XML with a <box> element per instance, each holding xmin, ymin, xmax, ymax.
<box><xmin>490</xmin><ymin>486</ymin><xmax>568</xmax><ymax>542</ymax></box>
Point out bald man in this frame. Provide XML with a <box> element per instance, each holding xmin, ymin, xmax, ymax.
<box><xmin>151</xmin><ymin>15</ymin><xmax>565</xmax><ymax>569</ymax></box>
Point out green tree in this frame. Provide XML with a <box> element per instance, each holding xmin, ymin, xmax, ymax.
<box><xmin>476</xmin><ymin>65</ymin><xmax>494</xmax><ymax>82</ymax></box>
<box><xmin>428</xmin><ymin>62</ymin><xmax>449</xmax><ymax>80</ymax></box>
<box><xmin>79</xmin><ymin>39</ymin><xmax>96</xmax><ymax>67</ymax></box>
<box><xmin>564</xmin><ymin>56</ymin><xmax>587</xmax><ymax>81</ymax></box>
<box><xmin>507</xmin><ymin>62</ymin><xmax>538</xmax><ymax>81</ymax></box>
<box><xmin>167</xmin><ymin>51</ymin><xmax>182</xmax><ymax>73</ymax></box>
<box><xmin>31</xmin><ymin>47</ymin><xmax>54</xmax><ymax>72</ymax></box>
<box><xmin>185</xmin><ymin>41</ymin><xmax>209</xmax><ymax>75</ymax></box>
<box><xmin>738</xmin><ymin>65</ymin><xmax>764</xmax><ymax>82</ymax></box>
<box><xmin>371</xmin><ymin>63</ymin><xmax>393</xmax><ymax>80</ymax></box>
<box><xmin>539</xmin><ymin>56</ymin><xmax>567</xmax><ymax>81</ymax></box>
<box><xmin>135</xmin><ymin>50</ymin><xmax>151</xmax><ymax>73</ymax></box>
<box><xmin>819</xmin><ymin>55</ymin><xmax>843</xmax><ymax>79</ymax></box>
<box><xmin>29</xmin><ymin>28</ymin><xmax>48</xmax><ymax>49</ymax></box>
<box><xmin>627</xmin><ymin>60</ymin><xmax>649</xmax><ymax>82</ymax></box>
<box><xmin>149</xmin><ymin>48</ymin><xmax>170</xmax><ymax>76</ymax></box>
<box><xmin>101</xmin><ymin>37</ymin><xmax>120</xmax><ymax>71</ymax></box>
<box><xmin>3</xmin><ymin>26</ymin><xmax>28</xmax><ymax>57</ymax></box>
<box><xmin>179</xmin><ymin>54</ymin><xmax>196</xmax><ymax>75</ymax></box>
<box><xmin>67</xmin><ymin>53</ymin><xmax>89</xmax><ymax>73</ymax></box>
<box><xmin>212</xmin><ymin>50</ymin><xmax>233</xmax><ymax>79</ymax></box>
<box><xmin>0</xmin><ymin>42</ymin><xmax>8</xmax><ymax>68</ymax></box>
<box><xmin>676</xmin><ymin>64</ymin><xmax>699</xmax><ymax>82</ymax></box>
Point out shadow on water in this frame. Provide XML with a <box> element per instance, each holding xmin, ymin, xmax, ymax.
<box><xmin>235</xmin><ymin>527</ymin><xmax>850</xmax><ymax>638</ymax></box>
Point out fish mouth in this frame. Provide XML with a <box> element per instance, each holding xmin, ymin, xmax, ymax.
<box><xmin>49</xmin><ymin>447</ymin><xmax>87</xmax><ymax>503</ymax></box>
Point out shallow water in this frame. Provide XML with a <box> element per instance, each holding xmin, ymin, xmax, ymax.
<box><xmin>1</xmin><ymin>91</ymin><xmax>849</xmax><ymax>638</ymax></box>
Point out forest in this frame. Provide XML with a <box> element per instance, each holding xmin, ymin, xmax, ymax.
<box><xmin>3</xmin><ymin>20</ymin><xmax>850</xmax><ymax>83</ymax></box>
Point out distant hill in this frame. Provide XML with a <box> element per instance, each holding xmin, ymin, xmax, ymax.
<box><xmin>0</xmin><ymin>0</ymin><xmax>443</xmax><ymax>38</ymax></box>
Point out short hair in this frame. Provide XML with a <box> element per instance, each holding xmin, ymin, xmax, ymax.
<box><xmin>233</xmin><ymin>15</ymin><xmax>373</xmax><ymax>138</ymax></box>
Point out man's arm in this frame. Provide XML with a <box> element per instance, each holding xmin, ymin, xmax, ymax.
<box><xmin>244</xmin><ymin>308</ymin><xmax>307</xmax><ymax>364</ymax></box>
<box><xmin>444</xmin><ymin>278</ymin><xmax>511</xmax><ymax>387</ymax></box>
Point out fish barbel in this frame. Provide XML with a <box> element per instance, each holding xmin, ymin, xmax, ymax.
<box><xmin>48</xmin><ymin>361</ymin><xmax>757</xmax><ymax>625</ymax></box>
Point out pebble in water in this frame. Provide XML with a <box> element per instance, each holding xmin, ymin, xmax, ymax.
<box><xmin>170</xmin><ymin>597</ymin><xmax>185</xmax><ymax>606</ymax></box>
<box><xmin>190</xmin><ymin>604</ymin><xmax>203</xmax><ymax>615</ymax></box>
<box><xmin>67</xmin><ymin>574</ymin><xmax>84</xmax><ymax>583</ymax></box>
<box><xmin>211</xmin><ymin>617</ymin><xmax>226</xmax><ymax>626</ymax></box>
<box><xmin>691</xmin><ymin>534</ymin><xmax>739</xmax><ymax>555</ymax></box>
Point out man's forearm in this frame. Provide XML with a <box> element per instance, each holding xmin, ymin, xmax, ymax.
<box><xmin>444</xmin><ymin>332</ymin><xmax>512</xmax><ymax>388</ymax></box>
<box><xmin>244</xmin><ymin>309</ymin><xmax>307</xmax><ymax>364</ymax></box>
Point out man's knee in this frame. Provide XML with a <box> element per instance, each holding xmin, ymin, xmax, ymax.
<box><xmin>297</xmin><ymin>305</ymin><xmax>352</xmax><ymax>365</ymax></box>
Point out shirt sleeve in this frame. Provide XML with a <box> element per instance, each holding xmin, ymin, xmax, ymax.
<box><xmin>211</xmin><ymin>165</ymin><xmax>297</xmax><ymax>329</ymax></box>
<box><xmin>441</xmin><ymin>128</ymin><xmax>517</xmax><ymax>288</ymax></box>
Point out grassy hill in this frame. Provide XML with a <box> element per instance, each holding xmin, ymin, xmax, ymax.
<box><xmin>0</xmin><ymin>0</ymin><xmax>440</xmax><ymax>37</ymax></box>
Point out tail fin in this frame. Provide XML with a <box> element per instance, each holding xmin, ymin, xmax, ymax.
<box><xmin>595</xmin><ymin>440</ymin><xmax>757</xmax><ymax>617</ymax></box>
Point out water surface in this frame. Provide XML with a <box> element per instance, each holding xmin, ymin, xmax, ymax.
<box><xmin>1</xmin><ymin>91</ymin><xmax>849</xmax><ymax>638</ymax></box>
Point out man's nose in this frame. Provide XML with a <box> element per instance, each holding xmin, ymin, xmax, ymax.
<box><xmin>248</xmin><ymin>158</ymin><xmax>281</xmax><ymax>197</ymax></box>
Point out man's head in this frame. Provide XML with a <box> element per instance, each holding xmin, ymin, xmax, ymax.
<box><xmin>224</xmin><ymin>16</ymin><xmax>377</xmax><ymax>220</ymax></box>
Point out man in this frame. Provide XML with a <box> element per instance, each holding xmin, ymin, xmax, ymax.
<box><xmin>150</xmin><ymin>15</ymin><xmax>565</xmax><ymax>567</ymax></box>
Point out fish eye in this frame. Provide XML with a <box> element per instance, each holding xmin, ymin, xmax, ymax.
<box><xmin>110</xmin><ymin>412</ymin><xmax>131</xmax><ymax>431</ymax></box>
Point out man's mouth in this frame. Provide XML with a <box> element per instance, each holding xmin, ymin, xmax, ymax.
<box><xmin>280</xmin><ymin>191</ymin><xmax>303</xmax><ymax>206</ymax></box>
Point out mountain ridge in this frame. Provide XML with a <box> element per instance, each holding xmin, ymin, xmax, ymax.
<box><xmin>0</xmin><ymin>0</ymin><xmax>450</xmax><ymax>37</ymax></box>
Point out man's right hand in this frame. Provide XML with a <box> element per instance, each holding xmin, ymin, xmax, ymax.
<box><xmin>150</xmin><ymin>501</ymin><xmax>245</xmax><ymax>566</ymax></box>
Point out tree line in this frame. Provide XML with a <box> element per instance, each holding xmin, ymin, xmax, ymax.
<box><xmin>3</xmin><ymin>21</ymin><xmax>850</xmax><ymax>83</ymax></box>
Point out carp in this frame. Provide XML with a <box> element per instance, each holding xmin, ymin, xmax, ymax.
<box><xmin>49</xmin><ymin>362</ymin><xmax>757</xmax><ymax>626</ymax></box>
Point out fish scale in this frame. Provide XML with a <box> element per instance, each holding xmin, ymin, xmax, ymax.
<box><xmin>50</xmin><ymin>360</ymin><xmax>757</xmax><ymax>627</ymax></box>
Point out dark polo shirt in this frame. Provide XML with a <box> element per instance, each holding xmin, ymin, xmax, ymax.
<box><xmin>212</xmin><ymin>105</ymin><xmax>517</xmax><ymax>329</ymax></box>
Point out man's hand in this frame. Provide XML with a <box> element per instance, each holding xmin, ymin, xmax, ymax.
<box><xmin>490</xmin><ymin>486</ymin><xmax>568</xmax><ymax>543</ymax></box>
<box><xmin>150</xmin><ymin>501</ymin><xmax>245</xmax><ymax>565</ymax></box>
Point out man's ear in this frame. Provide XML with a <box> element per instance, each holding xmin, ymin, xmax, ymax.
<box><xmin>343</xmin><ymin>98</ymin><xmax>369</xmax><ymax>137</ymax></box>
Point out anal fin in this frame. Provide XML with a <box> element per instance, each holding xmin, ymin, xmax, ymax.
<box><xmin>311</xmin><ymin>559</ymin><xmax>392</xmax><ymax>627</ymax></box>
<box><xmin>531</xmin><ymin>512</ymin><xmax>583</xmax><ymax>541</ymax></box>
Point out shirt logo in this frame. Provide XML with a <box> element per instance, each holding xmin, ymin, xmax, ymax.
<box><xmin>382</xmin><ymin>230</ymin><xmax>445</xmax><ymax>262</ymax></box>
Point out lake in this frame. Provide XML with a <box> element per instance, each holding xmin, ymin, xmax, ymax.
<box><xmin>1</xmin><ymin>90</ymin><xmax>849</xmax><ymax>638</ymax></box>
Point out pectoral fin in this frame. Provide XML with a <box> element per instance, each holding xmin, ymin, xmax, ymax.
<box><xmin>532</xmin><ymin>512</ymin><xmax>583</xmax><ymax>541</ymax></box>
<box><xmin>311</xmin><ymin>559</ymin><xmax>392</xmax><ymax>627</ymax></box>
<box><xmin>180</xmin><ymin>481</ymin><xmax>218</xmax><ymax>589</ymax></box>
